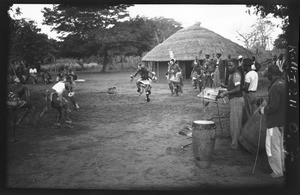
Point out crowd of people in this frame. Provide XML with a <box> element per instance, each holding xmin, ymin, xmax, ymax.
<box><xmin>8</xmin><ymin>53</ymin><xmax>289</xmax><ymax>179</ymax></box>
<box><xmin>7</xmin><ymin>63</ymin><xmax>80</xmax><ymax>142</ymax></box>
<box><xmin>130</xmin><ymin>52</ymin><xmax>288</xmax><ymax>179</ymax></box>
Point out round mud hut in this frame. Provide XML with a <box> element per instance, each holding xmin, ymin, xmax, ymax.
<box><xmin>142</xmin><ymin>22</ymin><xmax>253</xmax><ymax>81</ymax></box>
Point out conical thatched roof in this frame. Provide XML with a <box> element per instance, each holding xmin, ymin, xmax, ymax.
<box><xmin>142</xmin><ymin>22</ymin><xmax>253</xmax><ymax>62</ymax></box>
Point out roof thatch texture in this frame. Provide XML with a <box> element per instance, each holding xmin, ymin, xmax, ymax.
<box><xmin>142</xmin><ymin>22</ymin><xmax>253</xmax><ymax>62</ymax></box>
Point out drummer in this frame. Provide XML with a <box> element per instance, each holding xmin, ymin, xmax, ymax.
<box><xmin>219</xmin><ymin>58</ymin><xmax>244</xmax><ymax>150</ymax></box>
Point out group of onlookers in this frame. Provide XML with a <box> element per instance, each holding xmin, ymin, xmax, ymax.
<box><xmin>8</xmin><ymin>61</ymin><xmax>52</xmax><ymax>85</ymax></box>
<box><xmin>196</xmin><ymin>52</ymin><xmax>287</xmax><ymax>179</ymax></box>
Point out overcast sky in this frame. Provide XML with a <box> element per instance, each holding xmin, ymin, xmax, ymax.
<box><xmin>10</xmin><ymin>4</ymin><xmax>283</xmax><ymax>49</ymax></box>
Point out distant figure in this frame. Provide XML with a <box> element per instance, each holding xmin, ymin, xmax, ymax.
<box><xmin>202</xmin><ymin>54</ymin><xmax>215</xmax><ymax>88</ymax></box>
<box><xmin>166</xmin><ymin>59</ymin><xmax>182</xmax><ymax>96</ymax></box>
<box><xmin>191</xmin><ymin>57</ymin><xmax>203</xmax><ymax>91</ymax></box>
<box><xmin>212</xmin><ymin>53</ymin><xmax>223</xmax><ymax>87</ymax></box>
<box><xmin>56</xmin><ymin>68</ymin><xmax>64</xmax><ymax>82</ymax></box>
<box><xmin>41</xmin><ymin>69</ymin><xmax>52</xmax><ymax>84</ymax></box>
<box><xmin>252</xmin><ymin>56</ymin><xmax>261</xmax><ymax>72</ymax></box>
<box><xmin>29</xmin><ymin>66</ymin><xmax>38</xmax><ymax>84</ymax></box>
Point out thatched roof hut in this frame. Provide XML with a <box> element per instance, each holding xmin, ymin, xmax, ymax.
<box><xmin>142</xmin><ymin>22</ymin><xmax>253</xmax><ymax>81</ymax></box>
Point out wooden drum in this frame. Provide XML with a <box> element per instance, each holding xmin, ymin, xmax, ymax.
<box><xmin>192</xmin><ymin>120</ymin><xmax>217</xmax><ymax>168</ymax></box>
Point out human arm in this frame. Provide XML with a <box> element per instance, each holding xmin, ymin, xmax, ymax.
<box><xmin>260</xmin><ymin>83</ymin><xmax>282</xmax><ymax>115</ymax></box>
<box><xmin>219</xmin><ymin>72</ymin><xmax>241</xmax><ymax>97</ymax></box>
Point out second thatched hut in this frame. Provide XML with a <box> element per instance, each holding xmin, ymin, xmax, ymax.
<box><xmin>142</xmin><ymin>22</ymin><xmax>253</xmax><ymax>81</ymax></box>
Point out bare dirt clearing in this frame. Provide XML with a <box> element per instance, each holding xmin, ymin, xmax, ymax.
<box><xmin>6</xmin><ymin>71</ymin><xmax>284</xmax><ymax>191</ymax></box>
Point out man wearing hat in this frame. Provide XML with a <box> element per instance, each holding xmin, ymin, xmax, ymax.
<box><xmin>259</xmin><ymin>64</ymin><xmax>287</xmax><ymax>178</ymax></box>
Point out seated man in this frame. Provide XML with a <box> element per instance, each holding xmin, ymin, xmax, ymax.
<box><xmin>29</xmin><ymin>66</ymin><xmax>38</xmax><ymax>84</ymax></box>
<box><xmin>41</xmin><ymin>69</ymin><xmax>52</xmax><ymax>84</ymax></box>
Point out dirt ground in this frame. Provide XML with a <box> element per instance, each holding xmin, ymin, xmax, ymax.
<box><xmin>5</xmin><ymin>71</ymin><xmax>285</xmax><ymax>191</ymax></box>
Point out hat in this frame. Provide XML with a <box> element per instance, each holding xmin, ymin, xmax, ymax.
<box><xmin>205</xmin><ymin>53</ymin><xmax>210</xmax><ymax>56</ymax></box>
<box><xmin>238</xmin><ymin>55</ymin><xmax>243</xmax><ymax>59</ymax></box>
<box><xmin>216</xmin><ymin>53</ymin><xmax>221</xmax><ymax>56</ymax></box>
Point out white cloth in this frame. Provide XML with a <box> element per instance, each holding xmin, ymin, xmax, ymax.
<box><xmin>29</xmin><ymin>68</ymin><xmax>37</xmax><ymax>74</ymax></box>
<box><xmin>245</xmin><ymin>70</ymin><xmax>258</xmax><ymax>91</ymax></box>
<box><xmin>52</xmin><ymin>81</ymin><xmax>66</xmax><ymax>96</ymax></box>
<box><xmin>265</xmin><ymin>127</ymin><xmax>285</xmax><ymax>175</ymax></box>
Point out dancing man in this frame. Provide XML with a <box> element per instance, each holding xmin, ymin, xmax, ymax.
<box><xmin>45</xmin><ymin>75</ymin><xmax>79</xmax><ymax>126</ymax></box>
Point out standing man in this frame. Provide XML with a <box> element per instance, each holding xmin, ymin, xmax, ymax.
<box><xmin>191</xmin><ymin>57</ymin><xmax>203</xmax><ymax>91</ymax></box>
<box><xmin>166</xmin><ymin>59</ymin><xmax>182</xmax><ymax>96</ymax></box>
<box><xmin>213</xmin><ymin>53</ymin><xmax>223</xmax><ymax>87</ymax></box>
<box><xmin>252</xmin><ymin>56</ymin><xmax>261</xmax><ymax>72</ymax></box>
<box><xmin>223</xmin><ymin>54</ymin><xmax>231</xmax><ymax>87</ymax></box>
<box><xmin>29</xmin><ymin>65</ymin><xmax>38</xmax><ymax>84</ymax></box>
<box><xmin>259</xmin><ymin>65</ymin><xmax>287</xmax><ymax>178</ymax></box>
<box><xmin>219</xmin><ymin>58</ymin><xmax>244</xmax><ymax>150</ymax></box>
<box><xmin>242</xmin><ymin>58</ymin><xmax>258</xmax><ymax>126</ymax></box>
<box><xmin>203</xmin><ymin>54</ymin><xmax>215</xmax><ymax>88</ymax></box>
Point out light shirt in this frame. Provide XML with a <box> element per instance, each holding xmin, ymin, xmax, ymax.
<box><xmin>52</xmin><ymin>81</ymin><xmax>66</xmax><ymax>96</ymax></box>
<box><xmin>29</xmin><ymin>68</ymin><xmax>37</xmax><ymax>74</ymax></box>
<box><xmin>245</xmin><ymin>70</ymin><xmax>258</xmax><ymax>91</ymax></box>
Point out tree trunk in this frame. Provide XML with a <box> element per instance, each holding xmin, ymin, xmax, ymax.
<box><xmin>101</xmin><ymin>47</ymin><xmax>108</xmax><ymax>73</ymax></box>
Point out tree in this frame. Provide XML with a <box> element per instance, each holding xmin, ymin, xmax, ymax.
<box><xmin>92</xmin><ymin>16</ymin><xmax>182</xmax><ymax>71</ymax></box>
<box><xmin>236</xmin><ymin>17</ymin><xmax>276</xmax><ymax>52</ymax></box>
<box><xmin>42</xmin><ymin>4</ymin><xmax>133</xmax><ymax>72</ymax></box>
<box><xmin>43</xmin><ymin>5</ymin><xmax>182</xmax><ymax>72</ymax></box>
<box><xmin>9</xmin><ymin>17</ymin><xmax>58</xmax><ymax>67</ymax></box>
<box><xmin>246</xmin><ymin>5</ymin><xmax>290</xmax><ymax>49</ymax></box>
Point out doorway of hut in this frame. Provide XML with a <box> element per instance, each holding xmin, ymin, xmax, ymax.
<box><xmin>182</xmin><ymin>61</ymin><xmax>193</xmax><ymax>80</ymax></box>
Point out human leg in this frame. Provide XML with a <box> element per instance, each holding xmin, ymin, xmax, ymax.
<box><xmin>136</xmin><ymin>79</ymin><xmax>141</xmax><ymax>93</ymax></box>
<box><xmin>168</xmin><ymin>80</ymin><xmax>174</xmax><ymax>95</ymax></box>
<box><xmin>266</xmin><ymin>127</ymin><xmax>285</xmax><ymax>177</ymax></box>
<box><xmin>229</xmin><ymin>97</ymin><xmax>244</xmax><ymax>149</ymax></box>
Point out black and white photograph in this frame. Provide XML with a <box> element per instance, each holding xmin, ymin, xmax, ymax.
<box><xmin>1</xmin><ymin>1</ymin><xmax>299</xmax><ymax>194</ymax></box>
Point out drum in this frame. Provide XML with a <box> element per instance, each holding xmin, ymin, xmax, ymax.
<box><xmin>192</xmin><ymin>120</ymin><xmax>217</xmax><ymax>168</ymax></box>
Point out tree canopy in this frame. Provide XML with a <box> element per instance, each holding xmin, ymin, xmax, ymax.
<box><xmin>42</xmin><ymin>4</ymin><xmax>182</xmax><ymax>72</ymax></box>
<box><xmin>9</xmin><ymin>8</ymin><xmax>58</xmax><ymax>67</ymax></box>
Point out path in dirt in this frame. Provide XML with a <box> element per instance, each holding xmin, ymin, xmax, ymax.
<box><xmin>6</xmin><ymin>72</ymin><xmax>284</xmax><ymax>190</ymax></box>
